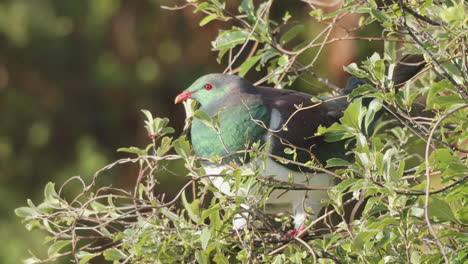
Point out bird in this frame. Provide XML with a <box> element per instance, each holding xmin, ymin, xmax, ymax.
<box><xmin>174</xmin><ymin>55</ymin><xmax>424</xmax><ymax>234</ymax></box>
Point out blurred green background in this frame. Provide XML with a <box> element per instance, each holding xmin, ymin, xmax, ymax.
<box><xmin>0</xmin><ymin>0</ymin><xmax>380</xmax><ymax>262</ymax></box>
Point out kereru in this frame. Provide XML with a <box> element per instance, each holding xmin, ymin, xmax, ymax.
<box><xmin>174</xmin><ymin>55</ymin><xmax>424</xmax><ymax>233</ymax></box>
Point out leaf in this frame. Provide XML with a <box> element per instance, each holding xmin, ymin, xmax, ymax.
<box><xmin>182</xmin><ymin>191</ymin><xmax>200</xmax><ymax>222</ymax></box>
<box><xmin>15</xmin><ymin>207</ymin><xmax>37</xmax><ymax>218</ymax></box>
<box><xmin>334</xmin><ymin>178</ymin><xmax>361</xmax><ymax>193</ymax></box>
<box><xmin>342</xmin><ymin>99</ymin><xmax>365</xmax><ymax>129</ymax></box>
<box><xmin>430</xmin><ymin>94</ymin><xmax>465</xmax><ymax>110</ymax></box>
<box><xmin>195</xmin><ymin>2</ymin><xmax>215</xmax><ymax>13</ymax></box>
<box><xmin>194</xmin><ymin>110</ymin><xmax>217</xmax><ymax>131</ymax></box>
<box><xmin>196</xmin><ymin>251</ymin><xmax>209</xmax><ymax>264</ymax></box>
<box><xmin>90</xmin><ymin>201</ymin><xmax>107</xmax><ymax>212</ymax></box>
<box><xmin>349</xmin><ymin>84</ymin><xmax>374</xmax><ymax>97</ymax></box>
<box><xmin>200</xmin><ymin>204</ymin><xmax>222</xmax><ymax>223</ymax></box>
<box><xmin>428</xmin><ymin>197</ymin><xmax>457</xmax><ymax>223</ymax></box>
<box><xmin>239</xmin><ymin>0</ymin><xmax>255</xmax><ymax>21</ymax></box>
<box><xmin>326</xmin><ymin>158</ymin><xmax>352</xmax><ymax>168</ymax></box>
<box><xmin>173</xmin><ymin>135</ymin><xmax>191</xmax><ymax>160</ymax></box>
<box><xmin>384</xmin><ymin>40</ymin><xmax>396</xmax><ymax>61</ymax></box>
<box><xmin>199</xmin><ymin>15</ymin><xmax>217</xmax><ymax>26</ymax></box>
<box><xmin>365</xmin><ymin>99</ymin><xmax>382</xmax><ymax>131</ymax></box>
<box><xmin>44</xmin><ymin>182</ymin><xmax>61</xmax><ymax>207</ymax></box>
<box><xmin>213</xmin><ymin>253</ymin><xmax>230</xmax><ymax>264</ymax></box>
<box><xmin>103</xmin><ymin>248</ymin><xmax>127</xmax><ymax>261</ymax></box>
<box><xmin>317</xmin><ymin>122</ymin><xmax>354</xmax><ymax>142</ymax></box>
<box><xmin>239</xmin><ymin>54</ymin><xmax>262</xmax><ymax>77</ymax></box>
<box><xmin>48</xmin><ymin>240</ymin><xmax>71</xmax><ymax>258</ymax></box>
<box><xmin>141</xmin><ymin>109</ymin><xmax>153</xmax><ymax>125</ymax></box>
<box><xmin>278</xmin><ymin>55</ymin><xmax>289</xmax><ymax>66</ymax></box>
<box><xmin>371</xmin><ymin>8</ymin><xmax>390</xmax><ymax>23</ymax></box>
<box><xmin>141</xmin><ymin>110</ymin><xmax>175</xmax><ymax>138</ymax></box>
<box><xmin>280</xmin><ymin>25</ymin><xmax>304</xmax><ymax>45</ymax></box>
<box><xmin>156</xmin><ymin>136</ymin><xmax>173</xmax><ymax>156</ymax></box>
<box><xmin>23</xmin><ymin>258</ymin><xmax>40</xmax><ymax>264</ymax></box>
<box><xmin>373</xmin><ymin>58</ymin><xmax>385</xmax><ymax>82</ymax></box>
<box><xmin>213</xmin><ymin>30</ymin><xmax>253</xmax><ymax>51</ymax></box>
<box><xmin>200</xmin><ymin>227</ymin><xmax>211</xmax><ymax>250</ymax></box>
<box><xmin>344</xmin><ymin>63</ymin><xmax>368</xmax><ymax>78</ymax></box>
<box><xmin>117</xmin><ymin>146</ymin><xmax>148</xmax><ymax>156</ymax></box>
<box><xmin>76</xmin><ymin>251</ymin><xmax>99</xmax><ymax>264</ymax></box>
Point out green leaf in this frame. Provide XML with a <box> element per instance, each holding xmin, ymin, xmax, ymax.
<box><xmin>373</xmin><ymin>59</ymin><xmax>385</xmax><ymax>82</ymax></box>
<box><xmin>344</xmin><ymin>63</ymin><xmax>368</xmax><ymax>78</ymax></box>
<box><xmin>280</xmin><ymin>25</ymin><xmax>304</xmax><ymax>45</ymax></box>
<box><xmin>48</xmin><ymin>240</ymin><xmax>71</xmax><ymax>258</ymax></box>
<box><xmin>173</xmin><ymin>135</ymin><xmax>191</xmax><ymax>160</ymax></box>
<box><xmin>199</xmin><ymin>15</ymin><xmax>217</xmax><ymax>26</ymax></box>
<box><xmin>342</xmin><ymin>99</ymin><xmax>365</xmax><ymax>129</ymax></box>
<box><xmin>278</xmin><ymin>55</ymin><xmax>289</xmax><ymax>66</ymax></box>
<box><xmin>15</xmin><ymin>207</ymin><xmax>37</xmax><ymax>218</ymax></box>
<box><xmin>384</xmin><ymin>40</ymin><xmax>396</xmax><ymax>61</ymax></box>
<box><xmin>282</xmin><ymin>11</ymin><xmax>292</xmax><ymax>23</ymax></box>
<box><xmin>90</xmin><ymin>201</ymin><xmax>107</xmax><ymax>212</ymax></box>
<box><xmin>317</xmin><ymin>123</ymin><xmax>354</xmax><ymax>142</ymax></box>
<box><xmin>326</xmin><ymin>158</ymin><xmax>352</xmax><ymax>168</ymax></box>
<box><xmin>156</xmin><ymin>136</ymin><xmax>173</xmax><ymax>156</ymax></box>
<box><xmin>365</xmin><ymin>99</ymin><xmax>382</xmax><ymax>131</ymax></box>
<box><xmin>200</xmin><ymin>227</ymin><xmax>211</xmax><ymax>250</ymax></box>
<box><xmin>371</xmin><ymin>8</ymin><xmax>390</xmax><ymax>23</ymax></box>
<box><xmin>349</xmin><ymin>84</ymin><xmax>374</xmax><ymax>97</ymax></box>
<box><xmin>239</xmin><ymin>54</ymin><xmax>262</xmax><ymax>77</ymax></box>
<box><xmin>200</xmin><ymin>204</ymin><xmax>221</xmax><ymax>223</ymax></box>
<box><xmin>196</xmin><ymin>251</ymin><xmax>209</xmax><ymax>264</ymax></box>
<box><xmin>213</xmin><ymin>30</ymin><xmax>254</xmax><ymax>51</ymax></box>
<box><xmin>117</xmin><ymin>146</ymin><xmax>148</xmax><ymax>156</ymax></box>
<box><xmin>182</xmin><ymin>191</ymin><xmax>200</xmax><ymax>222</ymax></box>
<box><xmin>76</xmin><ymin>251</ymin><xmax>99</xmax><ymax>264</ymax></box>
<box><xmin>239</xmin><ymin>0</ymin><xmax>255</xmax><ymax>21</ymax></box>
<box><xmin>44</xmin><ymin>182</ymin><xmax>61</xmax><ymax>207</ymax></box>
<box><xmin>103</xmin><ymin>248</ymin><xmax>127</xmax><ymax>261</ymax></box>
<box><xmin>141</xmin><ymin>110</ymin><xmax>175</xmax><ymax>138</ymax></box>
<box><xmin>428</xmin><ymin>197</ymin><xmax>457</xmax><ymax>223</ymax></box>
<box><xmin>23</xmin><ymin>257</ymin><xmax>42</xmax><ymax>264</ymax></box>
<box><xmin>430</xmin><ymin>94</ymin><xmax>465</xmax><ymax>110</ymax></box>
<box><xmin>194</xmin><ymin>110</ymin><xmax>217</xmax><ymax>131</ymax></box>
<box><xmin>213</xmin><ymin>252</ymin><xmax>230</xmax><ymax>264</ymax></box>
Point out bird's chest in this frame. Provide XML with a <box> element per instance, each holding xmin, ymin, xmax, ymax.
<box><xmin>191</xmin><ymin>104</ymin><xmax>269</xmax><ymax>162</ymax></box>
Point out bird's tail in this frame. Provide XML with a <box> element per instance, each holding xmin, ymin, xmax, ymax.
<box><xmin>343</xmin><ymin>54</ymin><xmax>426</xmax><ymax>135</ymax></box>
<box><xmin>343</xmin><ymin>54</ymin><xmax>426</xmax><ymax>95</ymax></box>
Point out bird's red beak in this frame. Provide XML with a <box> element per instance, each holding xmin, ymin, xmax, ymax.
<box><xmin>174</xmin><ymin>91</ymin><xmax>193</xmax><ymax>104</ymax></box>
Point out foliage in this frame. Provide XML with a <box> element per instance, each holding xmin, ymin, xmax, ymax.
<box><xmin>16</xmin><ymin>0</ymin><xmax>467</xmax><ymax>263</ymax></box>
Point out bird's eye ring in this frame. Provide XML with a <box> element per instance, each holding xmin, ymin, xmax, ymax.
<box><xmin>204</xmin><ymin>84</ymin><xmax>213</xmax><ymax>90</ymax></box>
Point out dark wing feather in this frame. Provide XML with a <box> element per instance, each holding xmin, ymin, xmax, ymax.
<box><xmin>393</xmin><ymin>54</ymin><xmax>426</xmax><ymax>86</ymax></box>
<box><xmin>256</xmin><ymin>87</ymin><xmax>350</xmax><ymax>167</ymax></box>
<box><xmin>254</xmin><ymin>54</ymin><xmax>426</xmax><ymax>168</ymax></box>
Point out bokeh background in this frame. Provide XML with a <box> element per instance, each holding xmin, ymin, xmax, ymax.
<box><xmin>0</xmin><ymin>0</ymin><xmax>381</xmax><ymax>262</ymax></box>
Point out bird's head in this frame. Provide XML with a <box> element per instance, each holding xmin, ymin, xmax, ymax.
<box><xmin>174</xmin><ymin>74</ymin><xmax>254</xmax><ymax>106</ymax></box>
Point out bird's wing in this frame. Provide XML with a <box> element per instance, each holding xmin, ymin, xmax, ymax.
<box><xmin>255</xmin><ymin>86</ymin><xmax>350</xmax><ymax>167</ymax></box>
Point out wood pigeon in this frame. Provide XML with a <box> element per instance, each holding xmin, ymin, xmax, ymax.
<box><xmin>174</xmin><ymin>56</ymin><xmax>424</xmax><ymax>233</ymax></box>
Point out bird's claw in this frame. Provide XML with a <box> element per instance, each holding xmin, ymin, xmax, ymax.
<box><xmin>282</xmin><ymin>225</ymin><xmax>305</xmax><ymax>240</ymax></box>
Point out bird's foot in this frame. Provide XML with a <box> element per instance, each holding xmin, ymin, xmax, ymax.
<box><xmin>230</xmin><ymin>229</ymin><xmax>244</xmax><ymax>237</ymax></box>
<box><xmin>287</xmin><ymin>225</ymin><xmax>305</xmax><ymax>237</ymax></box>
<box><xmin>281</xmin><ymin>225</ymin><xmax>305</xmax><ymax>240</ymax></box>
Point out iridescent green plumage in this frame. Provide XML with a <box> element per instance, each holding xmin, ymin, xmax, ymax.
<box><xmin>187</xmin><ymin>74</ymin><xmax>269</xmax><ymax>163</ymax></box>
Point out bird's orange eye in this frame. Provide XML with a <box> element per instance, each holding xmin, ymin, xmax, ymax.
<box><xmin>204</xmin><ymin>84</ymin><xmax>213</xmax><ymax>90</ymax></box>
